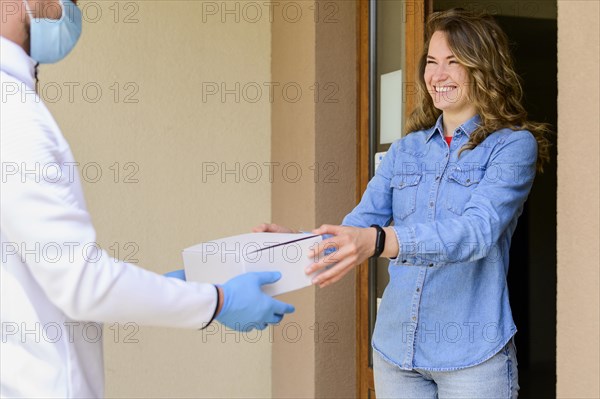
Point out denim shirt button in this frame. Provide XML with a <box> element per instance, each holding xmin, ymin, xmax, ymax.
<box><xmin>401</xmin><ymin>259</ymin><xmax>407</xmax><ymax>263</ymax></box>
<box><xmin>411</xmin><ymin>316</ymin><xmax>417</xmax><ymax>321</ymax></box>
<box><xmin>428</xmin><ymin>263</ymin><xmax>434</xmax><ymax>267</ymax></box>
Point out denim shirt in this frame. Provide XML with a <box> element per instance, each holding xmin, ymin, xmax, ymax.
<box><xmin>343</xmin><ymin>114</ymin><xmax>538</xmax><ymax>371</ymax></box>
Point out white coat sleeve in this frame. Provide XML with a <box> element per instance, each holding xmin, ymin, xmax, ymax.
<box><xmin>0</xmin><ymin>100</ymin><xmax>218</xmax><ymax>329</ymax></box>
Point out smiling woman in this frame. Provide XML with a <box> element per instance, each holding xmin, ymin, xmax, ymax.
<box><xmin>408</xmin><ymin>9</ymin><xmax>551</xmax><ymax>171</ymax></box>
<box><xmin>424</xmin><ymin>31</ymin><xmax>475</xmax><ymax>130</ymax></box>
<box><xmin>256</xmin><ymin>7</ymin><xmax>552</xmax><ymax>399</ymax></box>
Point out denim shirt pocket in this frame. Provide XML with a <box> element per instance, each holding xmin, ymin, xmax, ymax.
<box><xmin>390</xmin><ymin>173</ymin><xmax>422</xmax><ymax>220</ymax></box>
<box><xmin>445</xmin><ymin>167</ymin><xmax>486</xmax><ymax>215</ymax></box>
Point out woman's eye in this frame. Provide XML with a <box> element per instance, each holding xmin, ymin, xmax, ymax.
<box><xmin>426</xmin><ymin>60</ymin><xmax>436</xmax><ymax>64</ymax></box>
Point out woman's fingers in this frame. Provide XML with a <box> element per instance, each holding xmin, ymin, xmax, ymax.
<box><xmin>312</xmin><ymin>224</ymin><xmax>343</xmax><ymax>236</ymax></box>
<box><xmin>252</xmin><ymin>223</ymin><xmax>268</xmax><ymax>232</ymax></box>
<box><xmin>253</xmin><ymin>223</ymin><xmax>282</xmax><ymax>232</ymax></box>
<box><xmin>312</xmin><ymin>258</ymin><xmax>356</xmax><ymax>287</ymax></box>
<box><xmin>305</xmin><ymin>253</ymin><xmax>338</xmax><ymax>275</ymax></box>
<box><xmin>252</xmin><ymin>223</ymin><xmax>296</xmax><ymax>233</ymax></box>
<box><xmin>308</xmin><ymin>236</ymin><xmax>342</xmax><ymax>259</ymax></box>
<box><xmin>306</xmin><ymin>241</ymin><xmax>350</xmax><ymax>273</ymax></box>
<box><xmin>306</xmin><ymin>245</ymin><xmax>356</xmax><ymax>280</ymax></box>
<box><xmin>252</xmin><ymin>223</ymin><xmax>273</xmax><ymax>232</ymax></box>
<box><xmin>306</xmin><ymin>225</ymin><xmax>378</xmax><ymax>288</ymax></box>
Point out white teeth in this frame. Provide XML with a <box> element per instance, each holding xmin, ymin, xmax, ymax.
<box><xmin>435</xmin><ymin>86</ymin><xmax>456</xmax><ymax>93</ymax></box>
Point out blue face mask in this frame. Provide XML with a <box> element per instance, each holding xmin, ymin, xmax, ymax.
<box><xmin>22</xmin><ymin>0</ymin><xmax>82</xmax><ymax>64</ymax></box>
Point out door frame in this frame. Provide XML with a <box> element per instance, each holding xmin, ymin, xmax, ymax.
<box><xmin>355</xmin><ymin>0</ymin><xmax>431</xmax><ymax>396</ymax></box>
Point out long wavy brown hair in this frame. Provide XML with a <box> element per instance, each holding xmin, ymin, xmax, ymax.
<box><xmin>405</xmin><ymin>8</ymin><xmax>551</xmax><ymax>172</ymax></box>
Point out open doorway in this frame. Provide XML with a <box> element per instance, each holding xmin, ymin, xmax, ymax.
<box><xmin>433</xmin><ymin>2</ymin><xmax>558</xmax><ymax>397</ymax></box>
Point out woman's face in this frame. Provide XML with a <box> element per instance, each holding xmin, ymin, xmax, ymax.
<box><xmin>424</xmin><ymin>31</ymin><xmax>474</xmax><ymax>117</ymax></box>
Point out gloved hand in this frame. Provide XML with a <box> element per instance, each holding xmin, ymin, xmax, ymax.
<box><xmin>321</xmin><ymin>234</ymin><xmax>337</xmax><ymax>256</ymax></box>
<box><xmin>164</xmin><ymin>269</ymin><xmax>186</xmax><ymax>280</ymax></box>
<box><xmin>216</xmin><ymin>271</ymin><xmax>295</xmax><ymax>332</ymax></box>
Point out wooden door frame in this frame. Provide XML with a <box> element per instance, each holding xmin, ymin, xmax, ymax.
<box><xmin>355</xmin><ymin>1</ymin><xmax>430</xmax><ymax>396</ymax></box>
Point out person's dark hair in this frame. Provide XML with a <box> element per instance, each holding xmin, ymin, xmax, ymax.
<box><xmin>405</xmin><ymin>8</ymin><xmax>551</xmax><ymax>172</ymax></box>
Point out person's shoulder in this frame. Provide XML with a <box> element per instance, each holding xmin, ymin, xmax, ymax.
<box><xmin>1</xmin><ymin>70</ymin><xmax>33</xmax><ymax>98</ymax></box>
<box><xmin>482</xmin><ymin>128</ymin><xmax>537</xmax><ymax>163</ymax></box>
<box><xmin>0</xmin><ymin>77</ymin><xmax>61</xmax><ymax>158</ymax></box>
<box><xmin>483</xmin><ymin>128</ymin><xmax>536</xmax><ymax>148</ymax></box>
<box><xmin>389</xmin><ymin>128</ymin><xmax>430</xmax><ymax>156</ymax></box>
<box><xmin>403</xmin><ymin>128</ymin><xmax>431</xmax><ymax>142</ymax></box>
<box><xmin>1</xmin><ymin>72</ymin><xmax>41</xmax><ymax>117</ymax></box>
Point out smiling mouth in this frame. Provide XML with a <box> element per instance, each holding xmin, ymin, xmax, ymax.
<box><xmin>434</xmin><ymin>85</ymin><xmax>457</xmax><ymax>93</ymax></box>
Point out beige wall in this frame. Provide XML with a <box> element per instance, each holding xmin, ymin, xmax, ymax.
<box><xmin>314</xmin><ymin>0</ymin><xmax>357</xmax><ymax>397</ymax></box>
<box><xmin>44</xmin><ymin>1</ymin><xmax>274</xmax><ymax>397</ymax></box>
<box><xmin>557</xmin><ymin>1</ymin><xmax>600</xmax><ymax>398</ymax></box>
<box><xmin>270</xmin><ymin>0</ymin><xmax>316</xmax><ymax>396</ymax></box>
<box><xmin>270</xmin><ymin>0</ymin><xmax>357</xmax><ymax>398</ymax></box>
<box><xmin>42</xmin><ymin>0</ymin><xmax>358</xmax><ymax>397</ymax></box>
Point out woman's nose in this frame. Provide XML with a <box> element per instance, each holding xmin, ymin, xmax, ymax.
<box><xmin>432</xmin><ymin>64</ymin><xmax>448</xmax><ymax>81</ymax></box>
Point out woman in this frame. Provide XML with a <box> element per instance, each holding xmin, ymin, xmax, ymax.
<box><xmin>255</xmin><ymin>8</ymin><xmax>550</xmax><ymax>398</ymax></box>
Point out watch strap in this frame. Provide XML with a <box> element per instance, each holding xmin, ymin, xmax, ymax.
<box><xmin>370</xmin><ymin>224</ymin><xmax>386</xmax><ymax>258</ymax></box>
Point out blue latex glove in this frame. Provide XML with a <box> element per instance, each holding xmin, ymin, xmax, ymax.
<box><xmin>321</xmin><ymin>234</ymin><xmax>337</xmax><ymax>256</ymax></box>
<box><xmin>164</xmin><ymin>269</ymin><xmax>186</xmax><ymax>280</ymax></box>
<box><xmin>216</xmin><ymin>271</ymin><xmax>295</xmax><ymax>332</ymax></box>
<box><xmin>302</xmin><ymin>232</ymin><xmax>337</xmax><ymax>257</ymax></box>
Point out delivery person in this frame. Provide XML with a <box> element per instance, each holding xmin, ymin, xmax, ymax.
<box><xmin>0</xmin><ymin>0</ymin><xmax>295</xmax><ymax>397</ymax></box>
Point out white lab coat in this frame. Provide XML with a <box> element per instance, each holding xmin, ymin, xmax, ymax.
<box><xmin>0</xmin><ymin>37</ymin><xmax>218</xmax><ymax>398</ymax></box>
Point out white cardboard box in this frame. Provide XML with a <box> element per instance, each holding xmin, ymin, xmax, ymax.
<box><xmin>183</xmin><ymin>233</ymin><xmax>324</xmax><ymax>296</ymax></box>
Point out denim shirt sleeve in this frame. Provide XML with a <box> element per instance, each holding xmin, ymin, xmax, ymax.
<box><xmin>342</xmin><ymin>140</ymin><xmax>399</xmax><ymax>228</ymax></box>
<box><xmin>392</xmin><ymin>130</ymin><xmax>538</xmax><ymax>267</ymax></box>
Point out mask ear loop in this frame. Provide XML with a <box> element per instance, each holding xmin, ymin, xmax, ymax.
<box><xmin>34</xmin><ymin>62</ymin><xmax>39</xmax><ymax>92</ymax></box>
<box><xmin>22</xmin><ymin>0</ymin><xmax>39</xmax><ymax>92</ymax></box>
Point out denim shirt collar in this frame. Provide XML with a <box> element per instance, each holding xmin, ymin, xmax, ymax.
<box><xmin>426</xmin><ymin>114</ymin><xmax>482</xmax><ymax>142</ymax></box>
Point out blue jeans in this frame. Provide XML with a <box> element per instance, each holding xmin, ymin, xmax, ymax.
<box><xmin>373</xmin><ymin>340</ymin><xmax>519</xmax><ymax>398</ymax></box>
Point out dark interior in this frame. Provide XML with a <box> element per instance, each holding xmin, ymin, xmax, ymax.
<box><xmin>432</xmin><ymin>4</ymin><xmax>558</xmax><ymax>397</ymax></box>
<box><xmin>499</xmin><ymin>14</ymin><xmax>558</xmax><ymax>398</ymax></box>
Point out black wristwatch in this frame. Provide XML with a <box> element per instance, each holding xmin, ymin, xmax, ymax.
<box><xmin>370</xmin><ymin>224</ymin><xmax>386</xmax><ymax>258</ymax></box>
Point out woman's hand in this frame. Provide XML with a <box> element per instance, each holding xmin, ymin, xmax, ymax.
<box><xmin>306</xmin><ymin>225</ymin><xmax>377</xmax><ymax>288</ymax></box>
<box><xmin>306</xmin><ymin>224</ymin><xmax>400</xmax><ymax>288</ymax></box>
<box><xmin>252</xmin><ymin>223</ymin><xmax>299</xmax><ymax>234</ymax></box>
